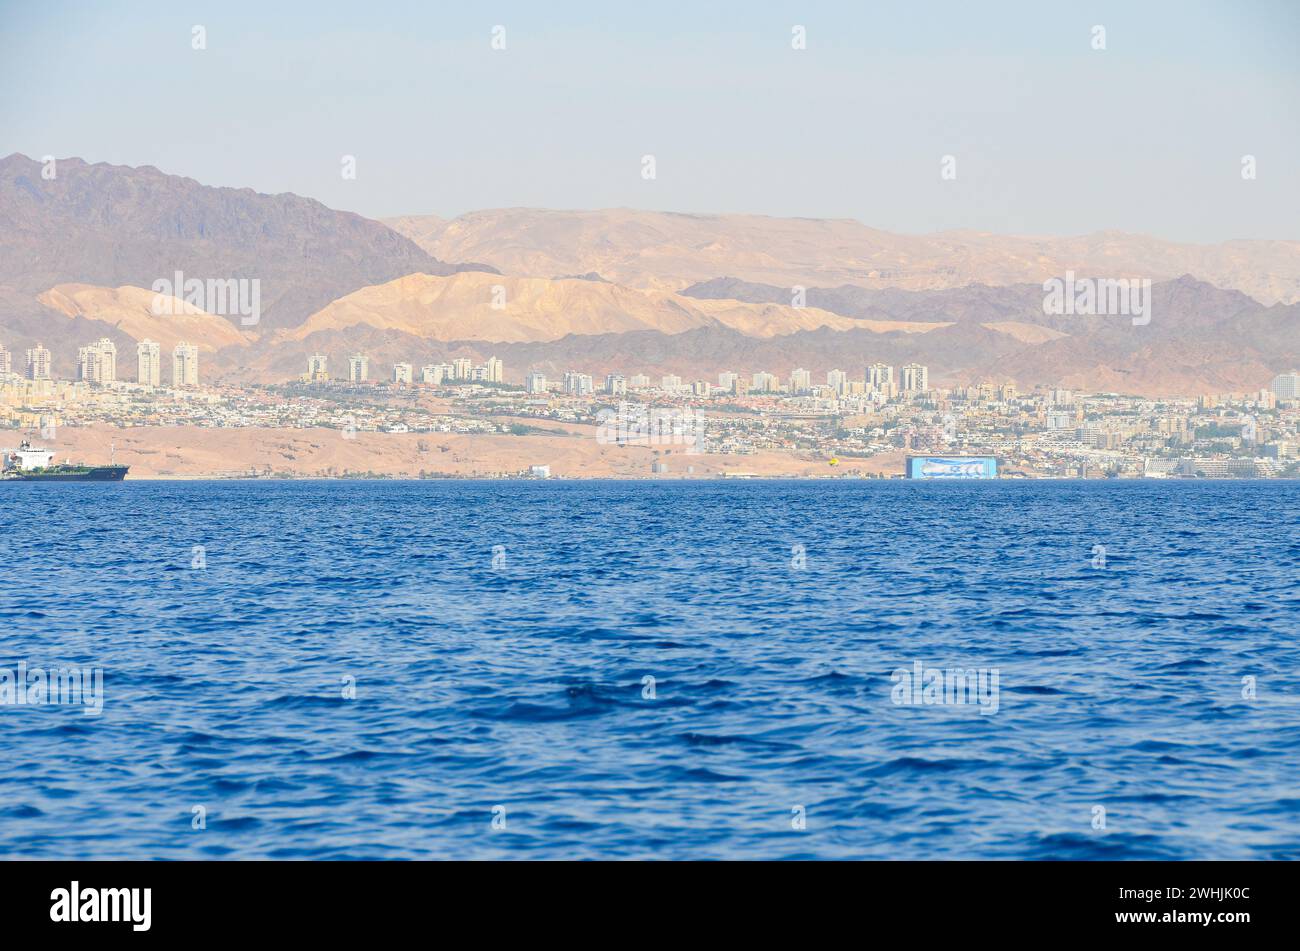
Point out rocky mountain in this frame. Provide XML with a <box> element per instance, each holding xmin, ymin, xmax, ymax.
<box><xmin>0</xmin><ymin>153</ymin><xmax>490</xmax><ymax>349</ymax></box>
<box><xmin>220</xmin><ymin>274</ymin><xmax>1296</xmax><ymax>397</ymax></box>
<box><xmin>2</xmin><ymin>156</ymin><xmax>1294</xmax><ymax>396</ymax></box>
<box><xmin>678</xmin><ymin>275</ymin><xmax>1300</xmax><ymax>394</ymax></box>
<box><xmin>385</xmin><ymin>208</ymin><xmax>1300</xmax><ymax>305</ymax></box>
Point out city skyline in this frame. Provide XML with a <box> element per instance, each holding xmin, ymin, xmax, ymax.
<box><xmin>4</xmin><ymin>328</ymin><xmax>1297</xmax><ymax>480</ymax></box>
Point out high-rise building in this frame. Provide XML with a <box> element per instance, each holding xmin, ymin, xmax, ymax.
<box><xmin>78</xmin><ymin>337</ymin><xmax>117</xmax><ymax>383</ymax></box>
<box><xmin>484</xmin><ymin>356</ymin><xmax>504</xmax><ymax>383</ymax></box>
<box><xmin>173</xmin><ymin>343</ymin><xmax>199</xmax><ymax>387</ymax></box>
<box><xmin>751</xmin><ymin>371</ymin><xmax>780</xmax><ymax>393</ymax></box>
<box><xmin>452</xmin><ymin>358</ymin><xmax>473</xmax><ymax>380</ymax></box>
<box><xmin>718</xmin><ymin>371</ymin><xmax>738</xmax><ymax>391</ymax></box>
<box><xmin>789</xmin><ymin>368</ymin><xmax>812</xmax><ymax>394</ymax></box>
<box><xmin>25</xmin><ymin>343</ymin><xmax>51</xmax><ymax>381</ymax></box>
<box><xmin>307</xmin><ymin>353</ymin><xmax>329</xmax><ymax>382</ymax></box>
<box><xmin>393</xmin><ymin>362</ymin><xmax>413</xmax><ymax>384</ymax></box>
<box><xmin>421</xmin><ymin>364</ymin><xmax>443</xmax><ymax>385</ymax></box>
<box><xmin>900</xmin><ymin>364</ymin><xmax>929</xmax><ymax>394</ymax></box>
<box><xmin>563</xmin><ymin>371</ymin><xmax>594</xmax><ymax>396</ymax></box>
<box><xmin>866</xmin><ymin>363</ymin><xmax>894</xmax><ymax>390</ymax></box>
<box><xmin>76</xmin><ymin>346</ymin><xmax>95</xmax><ymax>382</ymax></box>
<box><xmin>628</xmin><ymin>374</ymin><xmax>650</xmax><ymax>390</ymax></box>
<box><xmin>827</xmin><ymin>369</ymin><xmax>848</xmax><ymax>395</ymax></box>
<box><xmin>692</xmin><ymin>379</ymin><xmax>710</xmax><ymax>397</ymax></box>
<box><xmin>1271</xmin><ymin>371</ymin><xmax>1300</xmax><ymax>400</ymax></box>
<box><xmin>100</xmin><ymin>338</ymin><xmax>117</xmax><ymax>382</ymax></box>
<box><xmin>0</xmin><ymin>344</ymin><xmax>9</xmax><ymax>378</ymax></box>
<box><xmin>605</xmin><ymin>374</ymin><xmax>626</xmax><ymax>395</ymax></box>
<box><xmin>137</xmin><ymin>339</ymin><xmax>161</xmax><ymax>387</ymax></box>
<box><xmin>348</xmin><ymin>353</ymin><xmax>368</xmax><ymax>383</ymax></box>
<box><xmin>661</xmin><ymin>374</ymin><xmax>682</xmax><ymax>391</ymax></box>
<box><xmin>525</xmin><ymin>371</ymin><xmax>547</xmax><ymax>394</ymax></box>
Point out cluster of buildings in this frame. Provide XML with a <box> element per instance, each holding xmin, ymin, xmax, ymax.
<box><xmin>303</xmin><ymin>353</ymin><xmax>504</xmax><ymax>386</ymax></box>
<box><xmin>495</xmin><ymin>367</ymin><xmax>1300</xmax><ymax>478</ymax></box>
<box><xmin>3</xmin><ymin>330</ymin><xmax>1299</xmax><ymax>479</ymax></box>
<box><xmin>0</xmin><ymin>339</ymin><xmax>200</xmax><ymax>388</ymax></box>
<box><xmin>528</xmin><ymin>363</ymin><xmax>932</xmax><ymax>399</ymax></box>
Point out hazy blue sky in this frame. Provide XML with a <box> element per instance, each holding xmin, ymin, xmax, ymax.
<box><xmin>2</xmin><ymin>0</ymin><xmax>1297</xmax><ymax>241</ymax></box>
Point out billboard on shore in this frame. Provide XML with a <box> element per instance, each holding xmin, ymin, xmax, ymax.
<box><xmin>906</xmin><ymin>456</ymin><xmax>998</xmax><ymax>479</ymax></box>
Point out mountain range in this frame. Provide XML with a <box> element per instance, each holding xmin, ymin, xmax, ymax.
<box><xmin>384</xmin><ymin>208</ymin><xmax>1300</xmax><ymax>305</ymax></box>
<box><xmin>2</xmin><ymin>153</ymin><xmax>1297</xmax><ymax>396</ymax></box>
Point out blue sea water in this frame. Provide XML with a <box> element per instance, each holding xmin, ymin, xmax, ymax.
<box><xmin>0</xmin><ymin>479</ymin><xmax>1297</xmax><ymax>860</ymax></box>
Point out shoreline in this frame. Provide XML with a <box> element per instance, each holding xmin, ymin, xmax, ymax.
<box><xmin>5</xmin><ymin>424</ymin><xmax>1294</xmax><ymax>481</ymax></box>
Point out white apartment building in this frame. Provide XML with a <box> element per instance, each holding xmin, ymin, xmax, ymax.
<box><xmin>900</xmin><ymin>363</ymin><xmax>929</xmax><ymax>394</ymax></box>
<box><xmin>1271</xmin><ymin>371</ymin><xmax>1300</xmax><ymax>400</ymax></box>
<box><xmin>173</xmin><ymin>342</ymin><xmax>199</xmax><ymax>387</ymax></box>
<box><xmin>137</xmin><ymin>339</ymin><xmax>162</xmax><ymax>386</ymax></box>
<box><xmin>563</xmin><ymin>371</ymin><xmax>594</xmax><ymax>396</ymax></box>
<box><xmin>25</xmin><ymin>344</ymin><xmax>51</xmax><ymax>381</ymax></box>
<box><xmin>78</xmin><ymin>337</ymin><xmax>117</xmax><ymax>383</ymax></box>
<box><xmin>866</xmin><ymin>363</ymin><xmax>894</xmax><ymax>390</ymax></box>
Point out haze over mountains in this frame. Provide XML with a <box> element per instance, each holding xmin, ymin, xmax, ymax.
<box><xmin>385</xmin><ymin>208</ymin><xmax>1300</xmax><ymax>305</ymax></box>
<box><xmin>2</xmin><ymin>153</ymin><xmax>1297</xmax><ymax>396</ymax></box>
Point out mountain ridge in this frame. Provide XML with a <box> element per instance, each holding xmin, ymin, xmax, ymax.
<box><xmin>385</xmin><ymin>207</ymin><xmax>1300</xmax><ymax>305</ymax></box>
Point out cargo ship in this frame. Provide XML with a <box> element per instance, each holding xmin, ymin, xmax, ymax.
<box><xmin>1</xmin><ymin>440</ymin><xmax>129</xmax><ymax>482</ymax></box>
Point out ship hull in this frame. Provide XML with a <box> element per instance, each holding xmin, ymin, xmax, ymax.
<box><xmin>2</xmin><ymin>466</ymin><xmax>129</xmax><ymax>482</ymax></box>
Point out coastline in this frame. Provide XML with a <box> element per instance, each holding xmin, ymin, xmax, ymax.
<box><xmin>6</xmin><ymin>424</ymin><xmax>906</xmax><ymax>480</ymax></box>
<box><xmin>7</xmin><ymin>425</ymin><xmax>1294</xmax><ymax>480</ymax></box>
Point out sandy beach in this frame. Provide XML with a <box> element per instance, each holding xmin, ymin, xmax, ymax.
<box><xmin>18</xmin><ymin>425</ymin><xmax>908</xmax><ymax>480</ymax></box>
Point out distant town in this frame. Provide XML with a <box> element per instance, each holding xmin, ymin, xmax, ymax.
<box><xmin>3</xmin><ymin>337</ymin><xmax>1299</xmax><ymax>479</ymax></box>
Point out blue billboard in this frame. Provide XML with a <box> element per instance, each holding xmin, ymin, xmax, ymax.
<box><xmin>907</xmin><ymin>456</ymin><xmax>998</xmax><ymax>479</ymax></box>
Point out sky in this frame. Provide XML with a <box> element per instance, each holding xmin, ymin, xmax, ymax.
<box><xmin>1</xmin><ymin>0</ymin><xmax>1297</xmax><ymax>242</ymax></box>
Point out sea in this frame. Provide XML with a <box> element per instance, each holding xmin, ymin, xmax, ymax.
<box><xmin>0</xmin><ymin>479</ymin><xmax>1297</xmax><ymax>860</ymax></box>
